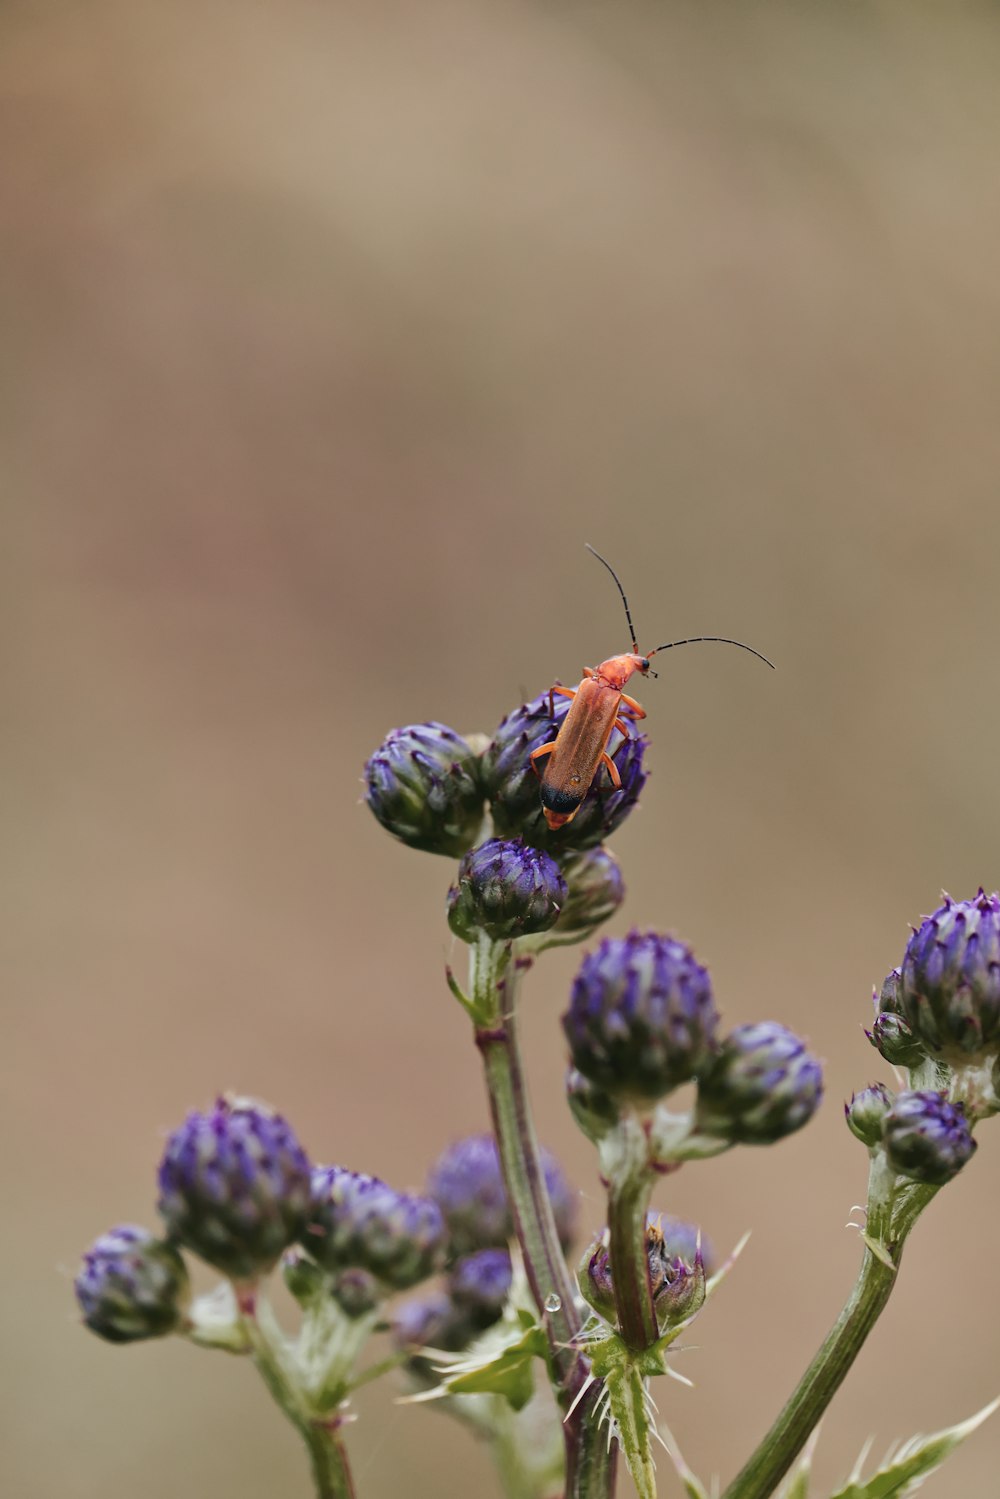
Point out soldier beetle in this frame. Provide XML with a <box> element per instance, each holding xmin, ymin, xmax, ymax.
<box><xmin>531</xmin><ymin>545</ymin><xmax>774</xmax><ymax>830</ymax></box>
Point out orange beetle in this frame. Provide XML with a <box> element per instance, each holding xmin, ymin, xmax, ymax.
<box><xmin>531</xmin><ymin>546</ymin><xmax>773</xmax><ymax>830</ymax></box>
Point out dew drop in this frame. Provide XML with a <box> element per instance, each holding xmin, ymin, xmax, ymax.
<box><xmin>543</xmin><ymin>1293</ymin><xmax>561</xmax><ymax>1312</ymax></box>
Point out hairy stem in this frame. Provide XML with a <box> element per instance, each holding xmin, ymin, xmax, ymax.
<box><xmin>238</xmin><ymin>1286</ymin><xmax>357</xmax><ymax>1499</ymax></box>
<box><xmin>605</xmin><ymin>1113</ymin><xmax>657</xmax><ymax>1354</ymax></box>
<box><xmin>471</xmin><ymin>937</ymin><xmax>615</xmax><ymax>1499</ymax></box>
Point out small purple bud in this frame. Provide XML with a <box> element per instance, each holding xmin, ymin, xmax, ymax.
<box><xmin>551</xmin><ymin>847</ymin><xmax>626</xmax><ymax>938</ymax></box>
<box><xmin>157</xmin><ymin>1096</ymin><xmax>311</xmax><ymax>1280</ymax></box>
<box><xmin>448</xmin><ymin>1248</ymin><xmax>512</xmax><ymax>1328</ymax></box>
<box><xmin>579</xmin><ymin>1215</ymin><xmax>707</xmax><ymax>1334</ymax></box>
<box><xmin>331</xmin><ymin>1268</ymin><xmax>381</xmax><ymax>1318</ymax></box>
<box><xmin>75</xmin><ymin>1225</ymin><xmax>190</xmax><ymax>1343</ymax></box>
<box><xmin>900</xmin><ymin>892</ymin><xmax>1000</xmax><ymax>1056</ymax></box>
<box><xmin>881</xmin><ymin>1090</ymin><xmax>976</xmax><ymax>1186</ymax></box>
<box><xmin>447</xmin><ymin>837</ymin><xmax>567</xmax><ymax>943</ymax></box>
<box><xmin>364</xmin><ymin>722</ymin><xmax>485</xmax><ymax>858</ymax></box>
<box><xmin>563</xmin><ymin>931</ymin><xmax>719</xmax><ymax>1102</ymax></box>
<box><xmin>482</xmin><ymin>692</ymin><xmax>648</xmax><ymax>852</ymax></box>
<box><xmin>427</xmin><ymin>1134</ymin><xmax>577</xmax><ymax>1256</ymax></box>
<box><xmin>308</xmin><ymin>1167</ymin><xmax>446</xmax><ymax>1290</ymax></box>
<box><xmin>390</xmin><ymin>1290</ymin><xmax>474</xmax><ymax>1355</ymax></box>
<box><xmin>845</xmin><ymin>1082</ymin><xmax>894</xmax><ymax>1148</ymax></box>
<box><xmin>695</xmin><ymin>1022</ymin><xmax>823</xmax><ymax>1145</ymax></box>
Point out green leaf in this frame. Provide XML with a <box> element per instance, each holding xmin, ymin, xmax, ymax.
<box><xmin>828</xmin><ymin>1397</ymin><xmax>1000</xmax><ymax>1498</ymax></box>
<box><xmin>658</xmin><ymin>1419</ymin><xmax>710</xmax><ymax>1499</ymax></box>
<box><xmin>442</xmin><ymin>1327</ymin><xmax>548</xmax><ymax>1412</ymax></box>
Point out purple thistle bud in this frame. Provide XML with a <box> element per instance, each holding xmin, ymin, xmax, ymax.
<box><xmin>881</xmin><ymin>1090</ymin><xmax>976</xmax><ymax>1186</ymax></box>
<box><xmin>566</xmin><ymin>1067</ymin><xmax>621</xmax><ymax>1144</ymax></box>
<box><xmin>695</xmin><ymin>1022</ymin><xmax>823</xmax><ymax>1144</ymax></box>
<box><xmin>308</xmin><ymin>1167</ymin><xmax>446</xmax><ymax>1290</ymax></box>
<box><xmin>427</xmin><ymin>1134</ymin><xmax>577</xmax><ymax>1257</ymax></box>
<box><xmin>482</xmin><ymin>692</ymin><xmax>648</xmax><ymax>853</ymax></box>
<box><xmin>900</xmin><ymin>891</ymin><xmax>1000</xmax><ymax>1056</ymax></box>
<box><xmin>580</xmin><ymin>1216</ymin><xmax>707</xmax><ymax>1334</ymax></box>
<box><xmin>75</xmin><ymin>1225</ymin><xmax>190</xmax><ymax>1344</ymax></box>
<box><xmin>390</xmin><ymin>1290</ymin><xmax>475</xmax><ymax>1355</ymax></box>
<box><xmin>331</xmin><ymin>1268</ymin><xmax>381</xmax><ymax>1318</ymax></box>
<box><xmin>364</xmin><ymin>722</ymin><xmax>485</xmax><ymax>858</ymax></box>
<box><xmin>157</xmin><ymin>1096</ymin><xmax>311</xmax><ymax>1280</ymax></box>
<box><xmin>448</xmin><ymin>1248</ymin><xmax>512</xmax><ymax>1328</ymax></box>
<box><xmin>551</xmin><ymin>847</ymin><xmax>626</xmax><ymax>937</ymax></box>
<box><xmin>845</xmin><ymin>1082</ymin><xmax>895</xmax><ymax>1148</ymax></box>
<box><xmin>447</xmin><ymin>837</ymin><xmax>567</xmax><ymax>943</ymax></box>
<box><xmin>563</xmin><ymin>931</ymin><xmax>718</xmax><ymax>1103</ymax></box>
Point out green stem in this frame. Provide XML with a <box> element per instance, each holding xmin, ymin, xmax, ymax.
<box><xmin>238</xmin><ymin>1286</ymin><xmax>357</xmax><ymax>1499</ymax></box>
<box><xmin>470</xmin><ymin>937</ymin><xmax>615</xmax><ymax>1499</ymax></box>
<box><xmin>605</xmin><ymin>1113</ymin><xmax>658</xmax><ymax>1354</ymax></box>
<box><xmin>720</xmin><ymin>1167</ymin><xmax>938</xmax><ymax>1499</ymax></box>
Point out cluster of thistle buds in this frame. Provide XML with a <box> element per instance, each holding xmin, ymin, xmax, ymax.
<box><xmin>76</xmin><ymin>660</ymin><xmax>1000</xmax><ymax>1499</ymax></box>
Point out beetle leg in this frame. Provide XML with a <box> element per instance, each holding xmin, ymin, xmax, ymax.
<box><xmin>619</xmin><ymin>692</ymin><xmax>646</xmax><ymax>720</ymax></box>
<box><xmin>600</xmin><ymin>752</ymin><xmax>622</xmax><ymax>791</ymax></box>
<box><xmin>613</xmin><ymin>715</ymin><xmax>632</xmax><ymax>740</ymax></box>
<box><xmin>530</xmin><ymin>742</ymin><xmax>558</xmax><ymax>780</ymax></box>
<box><xmin>546</xmin><ymin>682</ymin><xmax>577</xmax><ymax>717</ymax></box>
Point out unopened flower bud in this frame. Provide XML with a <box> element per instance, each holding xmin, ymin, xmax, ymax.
<box><xmin>427</xmin><ymin>1134</ymin><xmax>577</xmax><ymax>1256</ymax></box>
<box><xmin>566</xmin><ymin>1067</ymin><xmax>620</xmax><ymax>1143</ymax></box>
<box><xmin>75</xmin><ymin>1225</ymin><xmax>190</xmax><ymax>1343</ymax></box>
<box><xmin>308</xmin><ymin>1167</ymin><xmax>446</xmax><ymax>1290</ymax></box>
<box><xmin>579</xmin><ymin>1216</ymin><xmax>706</xmax><ymax>1334</ymax></box>
<box><xmin>845</xmin><ymin>1083</ymin><xmax>894</xmax><ymax>1147</ymax></box>
<box><xmin>331</xmin><ymin>1268</ymin><xmax>381</xmax><ymax>1317</ymax></box>
<box><xmin>900</xmin><ymin>892</ymin><xmax>1000</xmax><ymax>1056</ymax></box>
<box><xmin>482</xmin><ymin>693</ymin><xmax>648</xmax><ymax>852</ymax></box>
<box><xmin>552</xmin><ymin>847</ymin><xmax>625</xmax><ymax>937</ymax></box>
<box><xmin>448</xmin><ymin>1248</ymin><xmax>512</xmax><ymax>1329</ymax></box>
<box><xmin>157</xmin><ymin>1096</ymin><xmax>311</xmax><ymax>1280</ymax></box>
<box><xmin>882</xmin><ymin>1090</ymin><xmax>976</xmax><ymax>1185</ymax></box>
<box><xmin>447</xmin><ymin>837</ymin><xmax>566</xmax><ymax>943</ymax></box>
<box><xmin>869</xmin><ymin>1004</ymin><xmax>927</xmax><ymax>1070</ymax></box>
<box><xmin>563</xmin><ymin>931</ymin><xmax>718</xmax><ymax>1103</ymax></box>
<box><xmin>364</xmin><ymin>722</ymin><xmax>484</xmax><ymax>857</ymax></box>
<box><xmin>695</xmin><ymin>1022</ymin><xmax>823</xmax><ymax>1144</ymax></box>
<box><xmin>391</xmin><ymin>1291</ymin><xmax>473</xmax><ymax>1355</ymax></box>
<box><xmin>282</xmin><ymin>1248</ymin><xmax>325</xmax><ymax>1305</ymax></box>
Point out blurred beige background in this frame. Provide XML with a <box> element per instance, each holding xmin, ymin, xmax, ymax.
<box><xmin>3</xmin><ymin>2</ymin><xmax>1000</xmax><ymax>1496</ymax></box>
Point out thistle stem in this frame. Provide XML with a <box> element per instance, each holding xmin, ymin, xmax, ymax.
<box><xmin>471</xmin><ymin>936</ymin><xmax>615</xmax><ymax>1499</ymax></box>
<box><xmin>720</xmin><ymin>1170</ymin><xmax>938</xmax><ymax>1499</ymax></box>
<box><xmin>238</xmin><ymin>1287</ymin><xmax>357</xmax><ymax>1499</ymax></box>
<box><xmin>605</xmin><ymin>1113</ymin><xmax>658</xmax><ymax>1354</ymax></box>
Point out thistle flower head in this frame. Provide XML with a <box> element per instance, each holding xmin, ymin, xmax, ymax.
<box><xmin>845</xmin><ymin>1082</ymin><xmax>895</xmax><ymax>1148</ymax></box>
<box><xmin>364</xmin><ymin>722</ymin><xmax>485</xmax><ymax>857</ymax></box>
<box><xmin>580</xmin><ymin>1215</ymin><xmax>707</xmax><ymax>1334</ymax></box>
<box><xmin>900</xmin><ymin>891</ymin><xmax>1000</xmax><ymax>1057</ymax></box>
<box><xmin>75</xmin><ymin>1225</ymin><xmax>190</xmax><ymax>1343</ymax></box>
<box><xmin>308</xmin><ymin>1166</ymin><xmax>446</xmax><ymax>1290</ymax></box>
<box><xmin>448</xmin><ymin>1247</ymin><xmax>512</xmax><ymax>1328</ymax></box>
<box><xmin>330</xmin><ymin>1268</ymin><xmax>381</xmax><ymax>1318</ymax></box>
<box><xmin>563</xmin><ymin>931</ymin><xmax>718</xmax><ymax>1103</ymax></box>
<box><xmin>447</xmin><ymin>837</ymin><xmax>566</xmax><ymax>943</ymax></box>
<box><xmin>157</xmin><ymin>1096</ymin><xmax>311</xmax><ymax>1280</ymax></box>
<box><xmin>390</xmin><ymin>1290</ymin><xmax>474</xmax><ymax>1355</ymax></box>
<box><xmin>427</xmin><ymin>1133</ymin><xmax>577</xmax><ymax>1256</ymax></box>
<box><xmin>551</xmin><ymin>847</ymin><xmax>626</xmax><ymax>938</ymax></box>
<box><xmin>694</xmin><ymin>1022</ymin><xmax>823</xmax><ymax>1144</ymax></box>
<box><xmin>881</xmin><ymin>1090</ymin><xmax>976</xmax><ymax>1185</ymax></box>
<box><xmin>482</xmin><ymin>692</ymin><xmax>648</xmax><ymax>852</ymax></box>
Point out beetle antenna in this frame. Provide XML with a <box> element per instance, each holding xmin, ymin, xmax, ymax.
<box><xmin>648</xmin><ymin>636</ymin><xmax>775</xmax><ymax>669</ymax></box>
<box><xmin>585</xmin><ymin>543</ymin><xmax>639</xmax><ymax>654</ymax></box>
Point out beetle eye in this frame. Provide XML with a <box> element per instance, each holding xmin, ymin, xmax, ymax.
<box><xmin>640</xmin><ymin>658</ymin><xmax>650</xmax><ymax>672</ymax></box>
